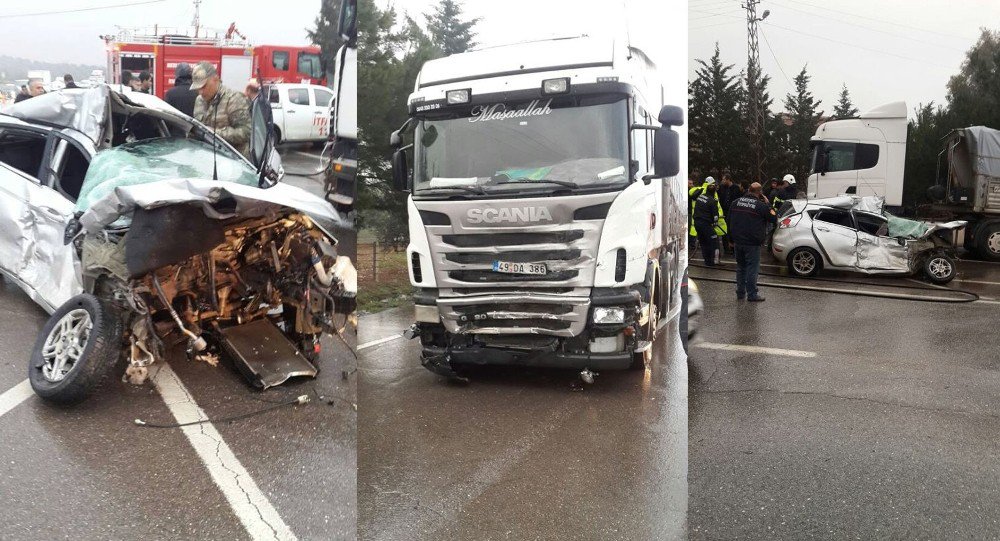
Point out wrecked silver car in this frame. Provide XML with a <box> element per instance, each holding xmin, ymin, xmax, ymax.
<box><xmin>0</xmin><ymin>86</ymin><xmax>356</xmax><ymax>403</ymax></box>
<box><xmin>771</xmin><ymin>196</ymin><xmax>966</xmax><ymax>284</ymax></box>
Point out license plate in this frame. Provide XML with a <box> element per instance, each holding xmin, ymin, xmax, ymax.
<box><xmin>492</xmin><ymin>261</ymin><xmax>547</xmax><ymax>275</ymax></box>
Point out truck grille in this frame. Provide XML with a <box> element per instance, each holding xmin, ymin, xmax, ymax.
<box><xmin>437</xmin><ymin>291</ymin><xmax>590</xmax><ymax>337</ymax></box>
<box><xmin>448</xmin><ymin>269</ymin><xmax>580</xmax><ymax>283</ymax></box>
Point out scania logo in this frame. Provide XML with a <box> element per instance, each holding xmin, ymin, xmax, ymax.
<box><xmin>466</xmin><ymin>207</ymin><xmax>553</xmax><ymax>224</ymax></box>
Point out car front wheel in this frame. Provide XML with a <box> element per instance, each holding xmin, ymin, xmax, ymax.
<box><xmin>28</xmin><ymin>294</ymin><xmax>125</xmax><ymax>404</ymax></box>
<box><xmin>923</xmin><ymin>253</ymin><xmax>956</xmax><ymax>284</ymax></box>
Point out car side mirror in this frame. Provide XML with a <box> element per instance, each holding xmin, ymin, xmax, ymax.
<box><xmin>391</xmin><ymin>148</ymin><xmax>410</xmax><ymax>191</ymax></box>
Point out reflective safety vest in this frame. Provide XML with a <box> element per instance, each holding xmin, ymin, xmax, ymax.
<box><xmin>689</xmin><ymin>186</ymin><xmax>704</xmax><ymax>237</ymax></box>
<box><xmin>691</xmin><ymin>191</ymin><xmax>728</xmax><ymax>237</ymax></box>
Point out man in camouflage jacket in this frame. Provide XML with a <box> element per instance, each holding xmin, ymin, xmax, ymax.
<box><xmin>190</xmin><ymin>61</ymin><xmax>251</xmax><ymax>158</ymax></box>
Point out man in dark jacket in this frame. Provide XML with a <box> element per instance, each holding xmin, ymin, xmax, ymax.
<box><xmin>164</xmin><ymin>63</ymin><xmax>198</xmax><ymax>117</ymax></box>
<box><xmin>728</xmin><ymin>182</ymin><xmax>777</xmax><ymax>302</ymax></box>
<box><xmin>717</xmin><ymin>174</ymin><xmax>740</xmax><ymax>255</ymax></box>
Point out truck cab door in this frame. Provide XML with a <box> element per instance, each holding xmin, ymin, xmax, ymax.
<box><xmin>811</xmin><ymin>208</ymin><xmax>858</xmax><ymax>268</ymax></box>
<box><xmin>811</xmin><ymin>141</ymin><xmax>859</xmax><ymax>199</ymax></box>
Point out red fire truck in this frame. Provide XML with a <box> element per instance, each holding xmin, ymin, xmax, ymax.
<box><xmin>101</xmin><ymin>24</ymin><xmax>325</xmax><ymax>99</ymax></box>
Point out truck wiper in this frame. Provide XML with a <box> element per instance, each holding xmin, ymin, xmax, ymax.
<box><xmin>419</xmin><ymin>184</ymin><xmax>487</xmax><ymax>195</ymax></box>
<box><xmin>494</xmin><ymin>178</ymin><xmax>580</xmax><ymax>189</ymax></box>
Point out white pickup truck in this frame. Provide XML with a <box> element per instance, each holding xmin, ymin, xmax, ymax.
<box><xmin>267</xmin><ymin>83</ymin><xmax>334</xmax><ymax>144</ymax></box>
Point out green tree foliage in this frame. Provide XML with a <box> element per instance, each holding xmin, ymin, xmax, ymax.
<box><xmin>357</xmin><ymin>0</ymin><xmax>478</xmax><ymax>243</ymax></box>
<box><xmin>307</xmin><ymin>0</ymin><xmax>342</xmax><ymax>80</ymax></box>
<box><xmin>782</xmin><ymin>66</ymin><xmax>824</xmax><ymax>186</ymax></box>
<box><xmin>947</xmin><ymin>29</ymin><xmax>1000</xmax><ymax>130</ymax></box>
<box><xmin>833</xmin><ymin>84</ymin><xmax>859</xmax><ymax>119</ymax></box>
<box><xmin>425</xmin><ymin>0</ymin><xmax>481</xmax><ymax>56</ymax></box>
<box><xmin>688</xmin><ymin>44</ymin><xmax>744</xmax><ymax>182</ymax></box>
<box><xmin>903</xmin><ymin>102</ymin><xmax>951</xmax><ymax>208</ymax></box>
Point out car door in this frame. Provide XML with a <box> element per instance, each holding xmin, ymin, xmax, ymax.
<box><xmin>284</xmin><ymin>85</ymin><xmax>313</xmax><ymax>141</ymax></box>
<box><xmin>0</xmin><ymin>133</ymin><xmax>81</xmax><ymax>313</ymax></box>
<box><xmin>311</xmin><ymin>87</ymin><xmax>334</xmax><ymax>140</ymax></box>
<box><xmin>811</xmin><ymin>208</ymin><xmax>858</xmax><ymax>268</ymax></box>
<box><xmin>854</xmin><ymin>211</ymin><xmax>909</xmax><ymax>271</ymax></box>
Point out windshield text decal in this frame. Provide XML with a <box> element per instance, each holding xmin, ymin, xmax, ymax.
<box><xmin>469</xmin><ymin>99</ymin><xmax>553</xmax><ymax>123</ymax></box>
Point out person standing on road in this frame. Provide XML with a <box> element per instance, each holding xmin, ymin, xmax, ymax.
<box><xmin>164</xmin><ymin>63</ymin><xmax>198</xmax><ymax>117</ymax></box>
<box><xmin>63</xmin><ymin>74</ymin><xmax>78</xmax><ymax>89</ymax></box>
<box><xmin>728</xmin><ymin>182</ymin><xmax>777</xmax><ymax>302</ymax></box>
<box><xmin>689</xmin><ymin>176</ymin><xmax>706</xmax><ymax>250</ymax></box>
<box><xmin>191</xmin><ymin>61</ymin><xmax>251</xmax><ymax>157</ymax></box>
<box><xmin>692</xmin><ymin>178</ymin><xmax>727</xmax><ymax>266</ymax></box>
<box><xmin>717</xmin><ymin>173</ymin><xmax>739</xmax><ymax>256</ymax></box>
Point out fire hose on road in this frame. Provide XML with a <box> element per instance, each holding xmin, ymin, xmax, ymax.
<box><xmin>689</xmin><ymin>262</ymin><xmax>981</xmax><ymax>303</ymax></box>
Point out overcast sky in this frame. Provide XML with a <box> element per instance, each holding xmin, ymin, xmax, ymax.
<box><xmin>690</xmin><ymin>0</ymin><xmax>999</xmax><ymax>117</ymax></box>
<box><xmin>0</xmin><ymin>0</ymin><xmax>318</xmax><ymax>66</ymax></box>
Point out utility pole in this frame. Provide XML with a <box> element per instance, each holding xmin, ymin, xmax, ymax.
<box><xmin>743</xmin><ymin>1</ymin><xmax>770</xmax><ymax>183</ymax></box>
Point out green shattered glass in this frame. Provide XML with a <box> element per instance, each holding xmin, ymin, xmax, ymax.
<box><xmin>75</xmin><ymin>137</ymin><xmax>258</xmax><ymax>212</ymax></box>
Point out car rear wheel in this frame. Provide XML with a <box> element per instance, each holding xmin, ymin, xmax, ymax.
<box><xmin>923</xmin><ymin>253</ymin><xmax>956</xmax><ymax>284</ymax></box>
<box><xmin>787</xmin><ymin>247</ymin><xmax>821</xmax><ymax>277</ymax></box>
<box><xmin>28</xmin><ymin>294</ymin><xmax>124</xmax><ymax>404</ymax></box>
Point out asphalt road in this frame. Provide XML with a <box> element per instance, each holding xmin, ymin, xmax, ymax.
<box><xmin>0</xmin><ymin>145</ymin><xmax>358</xmax><ymax>540</ymax></box>
<box><xmin>357</xmin><ymin>305</ymin><xmax>689</xmax><ymax>541</ymax></box>
<box><xmin>687</xmin><ymin>255</ymin><xmax>1000</xmax><ymax>539</ymax></box>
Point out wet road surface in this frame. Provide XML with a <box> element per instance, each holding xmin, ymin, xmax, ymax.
<box><xmin>0</xmin><ymin>148</ymin><xmax>358</xmax><ymax>540</ymax></box>
<box><xmin>687</xmin><ymin>255</ymin><xmax>1000</xmax><ymax>539</ymax></box>
<box><xmin>357</xmin><ymin>305</ymin><xmax>688</xmax><ymax>540</ymax></box>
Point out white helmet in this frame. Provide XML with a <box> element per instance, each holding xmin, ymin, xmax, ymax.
<box><xmin>783</xmin><ymin>174</ymin><xmax>796</xmax><ymax>185</ymax></box>
<box><xmin>704</xmin><ymin>176</ymin><xmax>716</xmax><ymax>186</ymax></box>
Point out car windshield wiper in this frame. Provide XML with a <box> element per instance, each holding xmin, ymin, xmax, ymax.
<box><xmin>493</xmin><ymin>178</ymin><xmax>580</xmax><ymax>189</ymax></box>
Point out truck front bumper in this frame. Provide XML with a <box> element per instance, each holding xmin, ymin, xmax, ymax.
<box><xmin>419</xmin><ymin>344</ymin><xmax>632</xmax><ymax>376</ymax></box>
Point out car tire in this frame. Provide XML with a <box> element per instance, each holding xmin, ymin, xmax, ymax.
<box><xmin>28</xmin><ymin>294</ymin><xmax>125</xmax><ymax>404</ymax></box>
<box><xmin>923</xmin><ymin>253</ymin><xmax>956</xmax><ymax>284</ymax></box>
<box><xmin>787</xmin><ymin>247</ymin><xmax>822</xmax><ymax>277</ymax></box>
<box><xmin>976</xmin><ymin>222</ymin><xmax>1000</xmax><ymax>262</ymax></box>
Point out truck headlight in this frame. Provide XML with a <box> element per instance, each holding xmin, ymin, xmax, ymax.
<box><xmin>592</xmin><ymin>307</ymin><xmax>625</xmax><ymax>324</ymax></box>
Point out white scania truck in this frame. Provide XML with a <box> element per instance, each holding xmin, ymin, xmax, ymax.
<box><xmin>389</xmin><ymin>36</ymin><xmax>686</xmax><ymax>378</ymax></box>
<box><xmin>808</xmin><ymin>101</ymin><xmax>1000</xmax><ymax>260</ymax></box>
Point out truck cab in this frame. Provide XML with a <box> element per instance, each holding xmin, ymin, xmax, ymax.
<box><xmin>808</xmin><ymin>101</ymin><xmax>908</xmax><ymax>208</ymax></box>
<box><xmin>391</xmin><ymin>36</ymin><xmax>685</xmax><ymax>378</ymax></box>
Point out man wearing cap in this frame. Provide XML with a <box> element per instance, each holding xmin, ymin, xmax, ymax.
<box><xmin>165</xmin><ymin>63</ymin><xmax>198</xmax><ymax>117</ymax></box>
<box><xmin>191</xmin><ymin>61</ymin><xmax>251</xmax><ymax>157</ymax></box>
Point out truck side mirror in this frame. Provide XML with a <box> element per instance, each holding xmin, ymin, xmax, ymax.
<box><xmin>817</xmin><ymin>148</ymin><xmax>830</xmax><ymax>175</ymax></box>
<box><xmin>653</xmin><ymin>105</ymin><xmax>683</xmax><ymax>178</ymax></box>
<box><xmin>391</xmin><ymin>148</ymin><xmax>409</xmax><ymax>191</ymax></box>
<box><xmin>389</xmin><ymin>130</ymin><xmax>402</xmax><ymax>149</ymax></box>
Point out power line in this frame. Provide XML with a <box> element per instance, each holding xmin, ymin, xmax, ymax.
<box><xmin>758</xmin><ymin>26</ymin><xmax>792</xmax><ymax>86</ymax></box>
<box><xmin>762</xmin><ymin>21</ymin><xmax>959</xmax><ymax>71</ymax></box>
<box><xmin>690</xmin><ymin>10</ymin><xmax>743</xmax><ymax>22</ymax></box>
<box><xmin>691</xmin><ymin>20</ymin><xmax>744</xmax><ymax>31</ymax></box>
<box><xmin>0</xmin><ymin>0</ymin><xmax>167</xmax><ymax>19</ymax></box>
<box><xmin>786</xmin><ymin>0</ymin><xmax>973</xmax><ymax>41</ymax></box>
<box><xmin>770</xmin><ymin>0</ymin><xmax>967</xmax><ymax>53</ymax></box>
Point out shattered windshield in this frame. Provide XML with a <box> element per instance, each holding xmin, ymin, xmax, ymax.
<box><xmin>413</xmin><ymin>95</ymin><xmax>628</xmax><ymax>199</ymax></box>
<box><xmin>75</xmin><ymin>136</ymin><xmax>259</xmax><ymax>211</ymax></box>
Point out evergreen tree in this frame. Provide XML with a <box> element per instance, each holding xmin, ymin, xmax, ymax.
<box><xmin>739</xmin><ymin>64</ymin><xmax>784</xmax><ymax>183</ymax></box>
<box><xmin>307</xmin><ymin>0</ymin><xmax>342</xmax><ymax>79</ymax></box>
<box><xmin>832</xmin><ymin>84</ymin><xmax>859</xmax><ymax>119</ymax></box>
<box><xmin>688</xmin><ymin>44</ymin><xmax>744</xmax><ymax>182</ymax></box>
<box><xmin>425</xmin><ymin>0</ymin><xmax>480</xmax><ymax>56</ymax></box>
<box><xmin>946</xmin><ymin>29</ymin><xmax>1000</xmax><ymax>130</ymax></box>
<box><xmin>783</xmin><ymin>66</ymin><xmax>824</xmax><ymax>187</ymax></box>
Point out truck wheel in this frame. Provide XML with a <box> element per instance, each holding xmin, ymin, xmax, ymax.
<box><xmin>630</xmin><ymin>288</ymin><xmax>658</xmax><ymax>370</ymax></box>
<box><xmin>787</xmin><ymin>247</ymin><xmax>822</xmax><ymax>277</ymax></box>
<box><xmin>976</xmin><ymin>222</ymin><xmax>1000</xmax><ymax>262</ymax></box>
<box><xmin>28</xmin><ymin>294</ymin><xmax>125</xmax><ymax>404</ymax></box>
<box><xmin>923</xmin><ymin>253</ymin><xmax>956</xmax><ymax>284</ymax></box>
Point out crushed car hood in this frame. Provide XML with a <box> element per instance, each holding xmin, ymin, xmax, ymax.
<box><xmin>80</xmin><ymin>178</ymin><xmax>350</xmax><ymax>235</ymax></box>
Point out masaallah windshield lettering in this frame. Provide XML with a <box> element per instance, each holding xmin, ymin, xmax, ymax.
<box><xmin>468</xmin><ymin>99</ymin><xmax>553</xmax><ymax>123</ymax></box>
<box><xmin>466</xmin><ymin>207</ymin><xmax>554</xmax><ymax>224</ymax></box>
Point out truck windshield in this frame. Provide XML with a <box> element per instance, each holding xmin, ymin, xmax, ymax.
<box><xmin>413</xmin><ymin>96</ymin><xmax>628</xmax><ymax>198</ymax></box>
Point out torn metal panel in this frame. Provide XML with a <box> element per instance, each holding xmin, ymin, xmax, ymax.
<box><xmin>2</xmin><ymin>86</ymin><xmax>109</xmax><ymax>144</ymax></box>
<box><xmin>217</xmin><ymin>318</ymin><xmax>318</xmax><ymax>389</ymax></box>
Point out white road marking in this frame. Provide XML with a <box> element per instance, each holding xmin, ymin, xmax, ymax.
<box><xmin>358</xmin><ymin>334</ymin><xmax>403</xmax><ymax>351</ymax></box>
<box><xmin>954</xmin><ymin>278</ymin><xmax>1000</xmax><ymax>286</ymax></box>
<box><xmin>150</xmin><ymin>363</ymin><xmax>297</xmax><ymax>541</ymax></box>
<box><xmin>0</xmin><ymin>379</ymin><xmax>33</xmax><ymax>419</ymax></box>
<box><xmin>694</xmin><ymin>342</ymin><xmax>817</xmax><ymax>358</ymax></box>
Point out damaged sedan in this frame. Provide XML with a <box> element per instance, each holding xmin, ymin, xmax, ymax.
<box><xmin>0</xmin><ymin>86</ymin><xmax>356</xmax><ymax>403</ymax></box>
<box><xmin>771</xmin><ymin>195</ymin><xmax>966</xmax><ymax>284</ymax></box>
